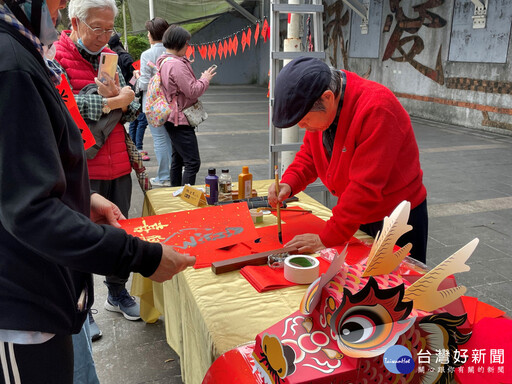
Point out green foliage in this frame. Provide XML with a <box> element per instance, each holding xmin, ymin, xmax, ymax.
<box><xmin>127</xmin><ymin>34</ymin><xmax>150</xmax><ymax>61</ymax></box>
<box><xmin>181</xmin><ymin>20</ymin><xmax>213</xmax><ymax>35</ymax></box>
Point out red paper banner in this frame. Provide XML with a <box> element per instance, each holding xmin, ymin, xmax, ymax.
<box><xmin>119</xmin><ymin>203</ymin><xmax>259</xmax><ymax>268</ymax></box>
<box><xmin>55</xmin><ymin>75</ymin><xmax>95</xmax><ymax>150</ymax></box>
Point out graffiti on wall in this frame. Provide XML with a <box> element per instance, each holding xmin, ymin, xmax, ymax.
<box><xmin>323</xmin><ymin>0</ymin><xmax>511</xmax><ymax>130</ymax></box>
<box><xmin>382</xmin><ymin>0</ymin><xmax>446</xmax><ymax>85</ymax></box>
<box><xmin>323</xmin><ymin>0</ymin><xmax>350</xmax><ymax>71</ymax></box>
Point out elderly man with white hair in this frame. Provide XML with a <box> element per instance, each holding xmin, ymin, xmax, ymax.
<box><xmin>53</xmin><ymin>0</ymin><xmax>141</xmax><ymax>339</ymax></box>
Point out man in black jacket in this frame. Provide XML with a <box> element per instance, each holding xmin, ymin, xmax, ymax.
<box><xmin>0</xmin><ymin>0</ymin><xmax>195</xmax><ymax>382</ymax></box>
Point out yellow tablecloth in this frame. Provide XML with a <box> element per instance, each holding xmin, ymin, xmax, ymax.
<box><xmin>131</xmin><ymin>180</ymin><xmax>370</xmax><ymax>384</ymax></box>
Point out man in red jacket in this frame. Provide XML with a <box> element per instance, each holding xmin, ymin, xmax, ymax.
<box><xmin>268</xmin><ymin>57</ymin><xmax>428</xmax><ymax>263</ymax></box>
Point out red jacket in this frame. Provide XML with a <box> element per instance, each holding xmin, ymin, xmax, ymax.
<box><xmin>281</xmin><ymin>70</ymin><xmax>427</xmax><ymax>247</ymax></box>
<box><xmin>54</xmin><ymin>31</ymin><xmax>131</xmax><ymax>180</ymax></box>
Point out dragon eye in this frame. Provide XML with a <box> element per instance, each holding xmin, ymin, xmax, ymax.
<box><xmin>329</xmin><ymin>278</ymin><xmax>416</xmax><ymax>358</ymax></box>
<box><xmin>339</xmin><ymin>316</ymin><xmax>375</xmax><ymax>343</ymax></box>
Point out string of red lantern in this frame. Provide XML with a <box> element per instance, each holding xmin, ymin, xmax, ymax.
<box><xmin>185</xmin><ymin>18</ymin><xmax>270</xmax><ymax>61</ymax></box>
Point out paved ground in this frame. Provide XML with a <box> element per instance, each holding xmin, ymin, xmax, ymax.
<box><xmin>91</xmin><ymin>85</ymin><xmax>512</xmax><ymax>383</ymax></box>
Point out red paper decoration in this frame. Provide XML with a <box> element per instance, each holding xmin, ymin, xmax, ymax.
<box><xmin>241</xmin><ymin>31</ymin><xmax>247</xmax><ymax>52</ymax></box>
<box><xmin>228</xmin><ymin>37</ymin><xmax>233</xmax><ymax>56</ymax></box>
<box><xmin>232</xmin><ymin>35</ymin><xmax>238</xmax><ymax>56</ymax></box>
<box><xmin>211</xmin><ymin>43</ymin><xmax>217</xmax><ymax>60</ymax></box>
<box><xmin>199</xmin><ymin>45</ymin><xmax>207</xmax><ymax>60</ymax></box>
<box><xmin>217</xmin><ymin>41</ymin><xmax>224</xmax><ymax>59</ymax></box>
<box><xmin>246</xmin><ymin>27</ymin><xmax>252</xmax><ymax>48</ymax></box>
<box><xmin>254</xmin><ymin>23</ymin><xmax>259</xmax><ymax>46</ymax></box>
<box><xmin>55</xmin><ymin>75</ymin><xmax>95</xmax><ymax>150</ymax></box>
<box><xmin>186</xmin><ymin>45</ymin><xmax>195</xmax><ymax>60</ymax></box>
<box><xmin>190</xmin><ymin>18</ymin><xmax>270</xmax><ymax>61</ymax></box>
<box><xmin>223</xmin><ymin>39</ymin><xmax>229</xmax><ymax>57</ymax></box>
<box><xmin>262</xmin><ymin>19</ymin><xmax>269</xmax><ymax>42</ymax></box>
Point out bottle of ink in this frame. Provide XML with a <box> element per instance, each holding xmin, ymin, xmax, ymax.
<box><xmin>218</xmin><ymin>169</ymin><xmax>232</xmax><ymax>202</ymax></box>
<box><xmin>238</xmin><ymin>166</ymin><xmax>253</xmax><ymax>199</ymax></box>
<box><xmin>205</xmin><ymin>167</ymin><xmax>219</xmax><ymax>205</ymax></box>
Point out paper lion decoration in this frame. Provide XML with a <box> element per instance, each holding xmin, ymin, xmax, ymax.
<box><xmin>204</xmin><ymin>201</ymin><xmax>480</xmax><ymax>384</ymax></box>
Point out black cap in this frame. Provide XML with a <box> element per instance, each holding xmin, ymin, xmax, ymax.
<box><xmin>272</xmin><ymin>57</ymin><xmax>331</xmax><ymax>128</ymax></box>
<box><xmin>208</xmin><ymin>167</ymin><xmax>216</xmax><ymax>175</ymax></box>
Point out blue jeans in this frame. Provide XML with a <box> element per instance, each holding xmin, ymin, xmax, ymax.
<box><xmin>129</xmin><ymin>112</ymin><xmax>148</xmax><ymax>151</ymax></box>
<box><xmin>149</xmin><ymin>123</ymin><xmax>172</xmax><ymax>183</ymax></box>
<box><xmin>72</xmin><ymin>320</ymin><xmax>100</xmax><ymax>384</ymax></box>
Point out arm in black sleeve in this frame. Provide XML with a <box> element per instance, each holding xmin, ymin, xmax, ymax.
<box><xmin>0</xmin><ymin>69</ymin><xmax>161</xmax><ymax>278</ymax></box>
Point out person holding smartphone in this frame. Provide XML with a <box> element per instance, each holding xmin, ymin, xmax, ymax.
<box><xmin>158</xmin><ymin>25</ymin><xmax>216</xmax><ymax>186</ymax></box>
<box><xmin>53</xmin><ymin>0</ymin><xmax>141</xmax><ymax>341</ymax></box>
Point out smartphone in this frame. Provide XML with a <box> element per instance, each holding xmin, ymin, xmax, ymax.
<box><xmin>98</xmin><ymin>52</ymin><xmax>118</xmax><ymax>83</ymax></box>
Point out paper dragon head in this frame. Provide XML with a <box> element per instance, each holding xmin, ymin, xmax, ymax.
<box><xmin>252</xmin><ymin>201</ymin><xmax>476</xmax><ymax>384</ymax></box>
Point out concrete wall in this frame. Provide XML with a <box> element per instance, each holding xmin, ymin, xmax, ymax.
<box><xmin>325</xmin><ymin>0</ymin><xmax>512</xmax><ymax>132</ymax></box>
<box><xmin>190</xmin><ymin>0</ymin><xmax>511</xmax><ymax>133</ymax></box>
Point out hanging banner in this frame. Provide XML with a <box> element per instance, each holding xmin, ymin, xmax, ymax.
<box><xmin>188</xmin><ymin>18</ymin><xmax>269</xmax><ymax>62</ymax></box>
<box><xmin>55</xmin><ymin>74</ymin><xmax>95</xmax><ymax>150</ymax></box>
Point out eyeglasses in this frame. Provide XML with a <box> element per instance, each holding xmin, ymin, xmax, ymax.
<box><xmin>80</xmin><ymin>18</ymin><xmax>117</xmax><ymax>37</ymax></box>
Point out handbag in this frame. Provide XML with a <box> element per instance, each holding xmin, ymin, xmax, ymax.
<box><xmin>125</xmin><ymin>132</ymin><xmax>152</xmax><ymax>192</ymax></box>
<box><xmin>182</xmin><ymin>100</ymin><xmax>208</xmax><ymax>127</ymax></box>
<box><xmin>145</xmin><ymin>57</ymin><xmax>176</xmax><ymax>127</ymax></box>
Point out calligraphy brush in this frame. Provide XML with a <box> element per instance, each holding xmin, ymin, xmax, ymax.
<box><xmin>275</xmin><ymin>165</ymin><xmax>282</xmax><ymax>244</ymax></box>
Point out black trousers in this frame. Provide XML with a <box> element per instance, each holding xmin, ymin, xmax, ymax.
<box><xmin>1</xmin><ymin>335</ymin><xmax>73</xmax><ymax>384</ymax></box>
<box><xmin>359</xmin><ymin>199</ymin><xmax>428</xmax><ymax>264</ymax></box>
<box><xmin>165</xmin><ymin>123</ymin><xmax>201</xmax><ymax>186</ymax></box>
<box><xmin>90</xmin><ymin>174</ymin><xmax>132</xmax><ymax>291</ymax></box>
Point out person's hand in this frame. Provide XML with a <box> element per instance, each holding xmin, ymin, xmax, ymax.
<box><xmin>267</xmin><ymin>182</ymin><xmax>291</xmax><ymax>208</ymax></box>
<box><xmin>117</xmin><ymin>86</ymin><xmax>135</xmax><ymax>107</ymax></box>
<box><xmin>285</xmin><ymin>233</ymin><xmax>326</xmax><ymax>254</ymax></box>
<box><xmin>90</xmin><ymin>193</ymin><xmax>126</xmax><ymax>228</ymax></box>
<box><xmin>133</xmin><ymin>69</ymin><xmax>141</xmax><ymax>79</ymax></box>
<box><xmin>149</xmin><ymin>244</ymin><xmax>196</xmax><ymax>282</ymax></box>
<box><xmin>200</xmin><ymin>66</ymin><xmax>217</xmax><ymax>82</ymax></box>
<box><xmin>95</xmin><ymin>72</ymin><xmax>121</xmax><ymax>98</ymax></box>
<box><xmin>102</xmin><ymin>86</ymin><xmax>135</xmax><ymax>111</ymax></box>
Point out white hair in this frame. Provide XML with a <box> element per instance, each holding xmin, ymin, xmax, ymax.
<box><xmin>68</xmin><ymin>0</ymin><xmax>118</xmax><ymax>21</ymax></box>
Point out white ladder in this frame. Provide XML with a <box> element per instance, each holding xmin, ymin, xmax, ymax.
<box><xmin>268</xmin><ymin>0</ymin><xmax>328</xmax><ymax>199</ymax></box>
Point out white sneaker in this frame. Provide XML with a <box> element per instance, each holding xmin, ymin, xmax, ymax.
<box><xmin>150</xmin><ymin>178</ymin><xmax>171</xmax><ymax>187</ymax></box>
